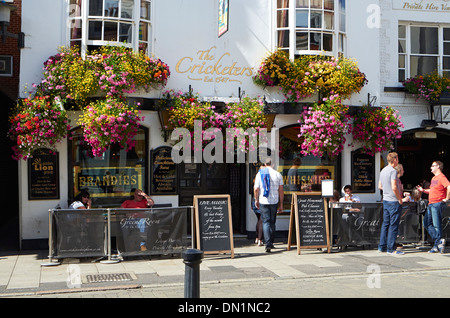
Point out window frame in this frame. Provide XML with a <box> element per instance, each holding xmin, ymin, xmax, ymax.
<box><xmin>274</xmin><ymin>0</ymin><xmax>346</xmax><ymax>60</ymax></box>
<box><xmin>67</xmin><ymin>0</ymin><xmax>152</xmax><ymax>56</ymax></box>
<box><xmin>398</xmin><ymin>22</ymin><xmax>450</xmax><ymax>82</ymax></box>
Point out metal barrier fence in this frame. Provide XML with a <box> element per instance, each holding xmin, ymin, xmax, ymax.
<box><xmin>330</xmin><ymin>201</ymin><xmax>450</xmax><ymax>248</ymax></box>
<box><xmin>44</xmin><ymin>206</ymin><xmax>194</xmax><ymax>265</ymax></box>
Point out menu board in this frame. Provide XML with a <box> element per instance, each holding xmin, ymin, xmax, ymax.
<box><xmin>288</xmin><ymin>192</ymin><xmax>330</xmax><ymax>254</ymax></box>
<box><xmin>28</xmin><ymin>149</ymin><xmax>60</xmax><ymax>200</ymax></box>
<box><xmin>193</xmin><ymin>195</ymin><xmax>234</xmax><ymax>258</ymax></box>
<box><xmin>351</xmin><ymin>149</ymin><xmax>375</xmax><ymax>193</ymax></box>
<box><xmin>150</xmin><ymin>146</ymin><xmax>178</xmax><ymax>194</ymax></box>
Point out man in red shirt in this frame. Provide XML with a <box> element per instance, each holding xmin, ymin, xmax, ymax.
<box><xmin>121</xmin><ymin>189</ymin><xmax>154</xmax><ymax>251</ymax></box>
<box><xmin>417</xmin><ymin>161</ymin><xmax>450</xmax><ymax>253</ymax></box>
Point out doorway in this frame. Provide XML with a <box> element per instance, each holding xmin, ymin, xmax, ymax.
<box><xmin>397</xmin><ymin>129</ymin><xmax>450</xmax><ymax>190</ymax></box>
<box><xmin>178</xmin><ymin>162</ymin><xmax>245</xmax><ymax>233</ymax></box>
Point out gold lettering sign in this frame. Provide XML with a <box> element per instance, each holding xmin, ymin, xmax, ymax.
<box><xmin>393</xmin><ymin>0</ymin><xmax>450</xmax><ymax>12</ymax></box>
<box><xmin>175</xmin><ymin>46</ymin><xmax>254</xmax><ymax>84</ymax></box>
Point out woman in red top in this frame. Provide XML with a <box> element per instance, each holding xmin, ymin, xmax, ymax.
<box><xmin>417</xmin><ymin>161</ymin><xmax>450</xmax><ymax>253</ymax></box>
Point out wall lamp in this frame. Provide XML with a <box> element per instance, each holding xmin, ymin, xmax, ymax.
<box><xmin>0</xmin><ymin>1</ymin><xmax>24</xmax><ymax>48</ymax></box>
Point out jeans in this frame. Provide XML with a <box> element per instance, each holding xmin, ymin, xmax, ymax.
<box><xmin>378</xmin><ymin>200</ymin><xmax>401</xmax><ymax>253</ymax></box>
<box><xmin>423</xmin><ymin>202</ymin><xmax>445</xmax><ymax>248</ymax></box>
<box><xmin>260</xmin><ymin>203</ymin><xmax>278</xmax><ymax>248</ymax></box>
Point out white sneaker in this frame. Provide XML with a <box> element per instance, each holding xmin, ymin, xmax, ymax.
<box><xmin>438</xmin><ymin>239</ymin><xmax>446</xmax><ymax>254</ymax></box>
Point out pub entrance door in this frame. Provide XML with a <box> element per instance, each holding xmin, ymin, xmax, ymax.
<box><xmin>178</xmin><ymin>162</ymin><xmax>245</xmax><ymax>233</ymax></box>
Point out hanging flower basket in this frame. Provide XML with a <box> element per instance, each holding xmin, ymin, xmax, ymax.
<box><xmin>224</xmin><ymin>97</ymin><xmax>267</xmax><ymax>153</ymax></box>
<box><xmin>298</xmin><ymin>94</ymin><xmax>350</xmax><ymax>157</ymax></box>
<box><xmin>78</xmin><ymin>98</ymin><xmax>143</xmax><ymax>157</ymax></box>
<box><xmin>350</xmin><ymin>106</ymin><xmax>404</xmax><ymax>156</ymax></box>
<box><xmin>8</xmin><ymin>95</ymin><xmax>71</xmax><ymax>160</ymax></box>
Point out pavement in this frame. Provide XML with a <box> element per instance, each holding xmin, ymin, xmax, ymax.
<box><xmin>1</xmin><ymin>239</ymin><xmax>450</xmax><ymax>299</ymax></box>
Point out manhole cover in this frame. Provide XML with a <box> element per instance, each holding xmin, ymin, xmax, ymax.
<box><xmin>84</xmin><ymin>273</ymin><xmax>134</xmax><ymax>283</ymax></box>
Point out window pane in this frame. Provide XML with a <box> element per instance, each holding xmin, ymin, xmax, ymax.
<box><xmin>398</xmin><ymin>54</ymin><xmax>405</xmax><ymax>68</ymax></box>
<box><xmin>310</xmin><ymin>32</ymin><xmax>321</xmax><ymax>50</ymax></box>
<box><xmin>141</xmin><ymin>1</ymin><xmax>151</xmax><ymax>19</ymax></box>
<box><xmin>398</xmin><ymin>39</ymin><xmax>406</xmax><ymax>53</ymax></box>
<box><xmin>69</xmin><ymin>0</ymin><xmax>82</xmax><ymax>18</ymax></box>
<box><xmin>410</xmin><ymin>27</ymin><xmax>438</xmax><ymax>54</ymax></box>
<box><xmin>324</xmin><ymin>0</ymin><xmax>334</xmax><ymax>10</ymax></box>
<box><xmin>277</xmin><ymin>9</ymin><xmax>289</xmax><ymax>28</ymax></box>
<box><xmin>323</xmin><ymin>33</ymin><xmax>333</xmax><ymax>51</ymax></box>
<box><xmin>311</xmin><ymin>0</ymin><xmax>322</xmax><ymax>9</ymax></box>
<box><xmin>398</xmin><ymin>24</ymin><xmax>406</xmax><ymax>38</ymax></box>
<box><xmin>444</xmin><ymin>42</ymin><xmax>450</xmax><ymax>55</ymax></box>
<box><xmin>105</xmin><ymin>0</ymin><xmax>119</xmax><ymax>17</ymax></box>
<box><xmin>119</xmin><ymin>23</ymin><xmax>132</xmax><ymax>43</ymax></box>
<box><xmin>278</xmin><ymin>29</ymin><xmax>290</xmax><ymax>48</ymax></box>
<box><xmin>88</xmin><ymin>21</ymin><xmax>102</xmax><ymax>40</ymax></box>
<box><xmin>104</xmin><ymin>21</ymin><xmax>118</xmax><ymax>41</ymax></box>
<box><xmin>89</xmin><ymin>0</ymin><xmax>102</xmax><ymax>16</ymax></box>
<box><xmin>278</xmin><ymin>0</ymin><xmax>290</xmax><ymax>9</ymax></box>
<box><xmin>444</xmin><ymin>28</ymin><xmax>450</xmax><ymax>41</ymax></box>
<box><xmin>324</xmin><ymin>11</ymin><xmax>333</xmax><ymax>30</ymax></box>
<box><xmin>296</xmin><ymin>10</ymin><xmax>308</xmax><ymax>28</ymax></box>
<box><xmin>310</xmin><ymin>10</ymin><xmax>322</xmax><ymax>28</ymax></box>
<box><xmin>410</xmin><ymin>56</ymin><xmax>438</xmax><ymax>77</ymax></box>
<box><xmin>296</xmin><ymin>32</ymin><xmax>308</xmax><ymax>50</ymax></box>
<box><xmin>398</xmin><ymin>69</ymin><xmax>405</xmax><ymax>82</ymax></box>
<box><xmin>444</xmin><ymin>57</ymin><xmax>450</xmax><ymax>70</ymax></box>
<box><xmin>121</xmin><ymin>0</ymin><xmax>134</xmax><ymax>18</ymax></box>
<box><xmin>70</xmin><ymin>22</ymin><xmax>82</xmax><ymax>40</ymax></box>
<box><xmin>139</xmin><ymin>22</ymin><xmax>148</xmax><ymax>41</ymax></box>
<box><xmin>296</xmin><ymin>0</ymin><xmax>308</xmax><ymax>8</ymax></box>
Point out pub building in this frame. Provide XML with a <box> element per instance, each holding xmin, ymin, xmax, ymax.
<box><xmin>1</xmin><ymin>0</ymin><xmax>449</xmax><ymax>250</ymax></box>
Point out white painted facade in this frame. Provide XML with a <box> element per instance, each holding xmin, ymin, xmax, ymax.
<box><xmin>17</xmin><ymin>0</ymin><xmax>450</xmax><ymax>243</ymax></box>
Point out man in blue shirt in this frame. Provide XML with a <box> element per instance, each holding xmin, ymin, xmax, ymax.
<box><xmin>254</xmin><ymin>158</ymin><xmax>284</xmax><ymax>253</ymax></box>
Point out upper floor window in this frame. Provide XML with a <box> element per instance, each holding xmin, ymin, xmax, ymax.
<box><xmin>276</xmin><ymin>0</ymin><xmax>346</xmax><ymax>59</ymax></box>
<box><xmin>68</xmin><ymin>0</ymin><xmax>152</xmax><ymax>55</ymax></box>
<box><xmin>398</xmin><ymin>23</ymin><xmax>450</xmax><ymax>82</ymax></box>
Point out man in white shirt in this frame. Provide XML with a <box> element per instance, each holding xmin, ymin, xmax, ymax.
<box><xmin>254</xmin><ymin>158</ymin><xmax>284</xmax><ymax>252</ymax></box>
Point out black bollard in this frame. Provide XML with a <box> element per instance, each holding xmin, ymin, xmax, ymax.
<box><xmin>182</xmin><ymin>249</ymin><xmax>204</xmax><ymax>298</ymax></box>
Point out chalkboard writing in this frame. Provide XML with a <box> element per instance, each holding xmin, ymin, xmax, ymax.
<box><xmin>150</xmin><ymin>146</ymin><xmax>178</xmax><ymax>195</ymax></box>
<box><xmin>351</xmin><ymin>149</ymin><xmax>375</xmax><ymax>193</ymax></box>
<box><xmin>28</xmin><ymin>148</ymin><xmax>60</xmax><ymax>200</ymax></box>
<box><xmin>288</xmin><ymin>192</ymin><xmax>330</xmax><ymax>254</ymax></box>
<box><xmin>194</xmin><ymin>195</ymin><xmax>234</xmax><ymax>258</ymax></box>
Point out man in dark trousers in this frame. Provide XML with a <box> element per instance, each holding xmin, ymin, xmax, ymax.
<box><xmin>254</xmin><ymin>158</ymin><xmax>284</xmax><ymax>253</ymax></box>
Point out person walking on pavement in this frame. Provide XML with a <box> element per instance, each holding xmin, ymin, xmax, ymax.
<box><xmin>378</xmin><ymin>152</ymin><xmax>404</xmax><ymax>255</ymax></box>
<box><xmin>254</xmin><ymin>158</ymin><xmax>284</xmax><ymax>253</ymax></box>
<box><xmin>416</xmin><ymin>160</ymin><xmax>450</xmax><ymax>254</ymax></box>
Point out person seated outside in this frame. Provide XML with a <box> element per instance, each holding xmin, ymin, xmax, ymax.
<box><xmin>69</xmin><ymin>190</ymin><xmax>91</xmax><ymax>209</ymax></box>
<box><xmin>339</xmin><ymin>185</ymin><xmax>361</xmax><ymax>212</ymax></box>
<box><xmin>121</xmin><ymin>189</ymin><xmax>154</xmax><ymax>208</ymax></box>
<box><xmin>121</xmin><ymin>189</ymin><xmax>154</xmax><ymax>252</ymax></box>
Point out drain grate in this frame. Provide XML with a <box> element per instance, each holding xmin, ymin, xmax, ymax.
<box><xmin>84</xmin><ymin>273</ymin><xmax>134</xmax><ymax>283</ymax></box>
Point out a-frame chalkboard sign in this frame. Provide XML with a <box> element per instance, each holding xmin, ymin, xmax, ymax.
<box><xmin>193</xmin><ymin>194</ymin><xmax>234</xmax><ymax>258</ymax></box>
<box><xmin>287</xmin><ymin>192</ymin><xmax>330</xmax><ymax>254</ymax></box>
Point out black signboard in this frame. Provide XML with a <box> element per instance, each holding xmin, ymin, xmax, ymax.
<box><xmin>194</xmin><ymin>195</ymin><xmax>234</xmax><ymax>258</ymax></box>
<box><xmin>28</xmin><ymin>148</ymin><xmax>60</xmax><ymax>200</ymax></box>
<box><xmin>351</xmin><ymin>149</ymin><xmax>375</xmax><ymax>193</ymax></box>
<box><xmin>53</xmin><ymin>209</ymin><xmax>106</xmax><ymax>258</ymax></box>
<box><xmin>288</xmin><ymin>192</ymin><xmax>330</xmax><ymax>254</ymax></box>
<box><xmin>114</xmin><ymin>207</ymin><xmax>189</xmax><ymax>256</ymax></box>
<box><xmin>150</xmin><ymin>146</ymin><xmax>178</xmax><ymax>195</ymax></box>
<box><xmin>331</xmin><ymin>202</ymin><xmax>422</xmax><ymax>247</ymax></box>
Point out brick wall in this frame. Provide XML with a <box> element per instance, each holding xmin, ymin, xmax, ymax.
<box><xmin>0</xmin><ymin>0</ymin><xmax>22</xmax><ymax>100</ymax></box>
